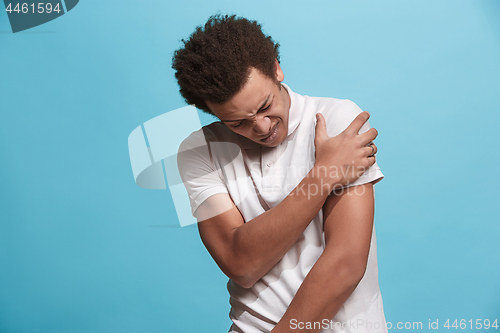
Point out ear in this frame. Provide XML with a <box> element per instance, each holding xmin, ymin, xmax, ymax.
<box><xmin>274</xmin><ymin>59</ymin><xmax>284</xmax><ymax>82</ymax></box>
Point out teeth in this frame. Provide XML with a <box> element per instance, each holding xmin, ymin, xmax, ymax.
<box><xmin>263</xmin><ymin>125</ymin><xmax>276</xmax><ymax>141</ymax></box>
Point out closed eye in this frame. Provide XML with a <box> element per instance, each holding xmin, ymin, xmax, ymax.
<box><xmin>233</xmin><ymin>120</ymin><xmax>245</xmax><ymax>128</ymax></box>
<box><xmin>260</xmin><ymin>104</ymin><xmax>271</xmax><ymax>112</ymax></box>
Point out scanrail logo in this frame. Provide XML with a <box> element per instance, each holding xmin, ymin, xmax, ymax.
<box><xmin>3</xmin><ymin>0</ymin><xmax>79</xmax><ymax>33</ymax></box>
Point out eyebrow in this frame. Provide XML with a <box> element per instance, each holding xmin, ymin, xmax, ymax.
<box><xmin>221</xmin><ymin>95</ymin><xmax>271</xmax><ymax>122</ymax></box>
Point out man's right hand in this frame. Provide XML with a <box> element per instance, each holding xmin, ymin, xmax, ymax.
<box><xmin>313</xmin><ymin>111</ymin><xmax>378</xmax><ymax>187</ymax></box>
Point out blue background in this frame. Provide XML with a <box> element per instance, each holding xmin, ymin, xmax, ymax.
<box><xmin>1</xmin><ymin>0</ymin><xmax>499</xmax><ymax>332</ymax></box>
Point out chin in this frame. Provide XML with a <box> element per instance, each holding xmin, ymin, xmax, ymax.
<box><xmin>260</xmin><ymin>135</ymin><xmax>284</xmax><ymax>147</ymax></box>
<box><xmin>266</xmin><ymin>140</ymin><xmax>283</xmax><ymax>148</ymax></box>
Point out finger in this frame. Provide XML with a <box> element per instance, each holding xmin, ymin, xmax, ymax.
<box><xmin>314</xmin><ymin>113</ymin><xmax>328</xmax><ymax>141</ymax></box>
<box><xmin>363</xmin><ymin>145</ymin><xmax>376</xmax><ymax>157</ymax></box>
<box><xmin>363</xmin><ymin>143</ymin><xmax>377</xmax><ymax>155</ymax></box>
<box><xmin>367</xmin><ymin>155</ymin><xmax>376</xmax><ymax>167</ymax></box>
<box><xmin>359</xmin><ymin>127</ymin><xmax>378</xmax><ymax>145</ymax></box>
<box><xmin>344</xmin><ymin>111</ymin><xmax>370</xmax><ymax>136</ymax></box>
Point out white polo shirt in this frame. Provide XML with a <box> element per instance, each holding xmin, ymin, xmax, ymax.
<box><xmin>177</xmin><ymin>84</ymin><xmax>387</xmax><ymax>333</ymax></box>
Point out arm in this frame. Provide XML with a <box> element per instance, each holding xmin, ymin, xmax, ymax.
<box><xmin>270</xmin><ymin>182</ymin><xmax>375</xmax><ymax>333</ymax></box>
<box><xmin>197</xmin><ymin>112</ymin><xmax>378</xmax><ymax>288</ymax></box>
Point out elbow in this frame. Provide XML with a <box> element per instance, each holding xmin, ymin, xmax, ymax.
<box><xmin>330</xmin><ymin>254</ymin><xmax>369</xmax><ymax>290</ymax></box>
<box><xmin>232</xmin><ymin>273</ymin><xmax>259</xmax><ymax>289</ymax></box>
<box><xmin>233</xmin><ymin>261</ymin><xmax>263</xmax><ymax>288</ymax></box>
<box><xmin>343</xmin><ymin>257</ymin><xmax>369</xmax><ymax>288</ymax></box>
<box><xmin>348</xmin><ymin>262</ymin><xmax>368</xmax><ymax>287</ymax></box>
<box><xmin>224</xmin><ymin>258</ymin><xmax>261</xmax><ymax>289</ymax></box>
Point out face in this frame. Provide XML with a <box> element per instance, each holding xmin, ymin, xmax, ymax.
<box><xmin>206</xmin><ymin>61</ymin><xmax>291</xmax><ymax>147</ymax></box>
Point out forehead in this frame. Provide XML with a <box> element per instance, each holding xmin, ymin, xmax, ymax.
<box><xmin>207</xmin><ymin>68</ymin><xmax>276</xmax><ymax>120</ymax></box>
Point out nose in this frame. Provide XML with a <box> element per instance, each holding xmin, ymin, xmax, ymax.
<box><xmin>252</xmin><ymin>115</ymin><xmax>271</xmax><ymax>135</ymax></box>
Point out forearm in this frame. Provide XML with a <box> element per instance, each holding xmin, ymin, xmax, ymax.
<box><xmin>271</xmin><ymin>249</ymin><xmax>363</xmax><ymax>333</ymax></box>
<box><xmin>271</xmin><ymin>184</ymin><xmax>375</xmax><ymax>332</ymax></box>
<box><xmin>231</xmin><ymin>165</ymin><xmax>339</xmax><ymax>287</ymax></box>
<box><xmin>198</xmin><ymin>112</ymin><xmax>378</xmax><ymax>288</ymax></box>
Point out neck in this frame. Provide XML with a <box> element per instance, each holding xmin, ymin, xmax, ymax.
<box><xmin>280</xmin><ymin>83</ymin><xmax>291</xmax><ymax>113</ymax></box>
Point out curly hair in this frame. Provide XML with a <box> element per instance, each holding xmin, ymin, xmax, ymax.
<box><xmin>172</xmin><ymin>14</ymin><xmax>280</xmax><ymax>115</ymax></box>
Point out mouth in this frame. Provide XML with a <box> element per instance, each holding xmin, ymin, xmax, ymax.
<box><xmin>260</xmin><ymin>121</ymin><xmax>279</xmax><ymax>143</ymax></box>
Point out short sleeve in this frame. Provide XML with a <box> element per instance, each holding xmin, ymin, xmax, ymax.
<box><xmin>322</xmin><ymin>99</ymin><xmax>384</xmax><ymax>187</ymax></box>
<box><xmin>177</xmin><ymin>129</ymin><xmax>228</xmax><ymax>216</ymax></box>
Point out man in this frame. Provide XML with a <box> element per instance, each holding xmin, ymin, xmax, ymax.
<box><xmin>173</xmin><ymin>14</ymin><xmax>387</xmax><ymax>333</ymax></box>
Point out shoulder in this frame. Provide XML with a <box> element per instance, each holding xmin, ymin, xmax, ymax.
<box><xmin>177</xmin><ymin>122</ymin><xmax>223</xmax><ymax>170</ymax></box>
<box><xmin>178</xmin><ymin>121</ymin><xmax>225</xmax><ymax>148</ymax></box>
<box><xmin>178</xmin><ymin>121</ymin><xmax>239</xmax><ymax>155</ymax></box>
<box><xmin>177</xmin><ymin>121</ymin><xmax>246</xmax><ymax>170</ymax></box>
<box><xmin>287</xmin><ymin>86</ymin><xmax>368</xmax><ymax>137</ymax></box>
<box><xmin>287</xmin><ymin>87</ymin><xmax>359</xmax><ymax>135</ymax></box>
<box><xmin>296</xmin><ymin>89</ymin><xmax>363</xmax><ymax>124</ymax></box>
<box><xmin>309</xmin><ymin>97</ymin><xmax>369</xmax><ymax>137</ymax></box>
<box><xmin>176</xmin><ymin>122</ymin><xmax>232</xmax><ymax>217</ymax></box>
<box><xmin>319</xmin><ymin>98</ymin><xmax>363</xmax><ymax>117</ymax></box>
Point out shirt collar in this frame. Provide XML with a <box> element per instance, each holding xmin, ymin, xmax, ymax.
<box><xmin>281</xmin><ymin>83</ymin><xmax>301</xmax><ymax>137</ymax></box>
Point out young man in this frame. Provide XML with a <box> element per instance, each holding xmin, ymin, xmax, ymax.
<box><xmin>173</xmin><ymin>15</ymin><xmax>387</xmax><ymax>333</ymax></box>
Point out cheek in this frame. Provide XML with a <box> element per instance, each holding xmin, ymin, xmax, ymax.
<box><xmin>280</xmin><ymin>122</ymin><xmax>287</xmax><ymax>138</ymax></box>
<box><xmin>236</xmin><ymin>128</ymin><xmax>253</xmax><ymax>139</ymax></box>
<box><xmin>276</xmin><ymin>107</ymin><xmax>287</xmax><ymax>122</ymax></box>
<box><xmin>227</xmin><ymin>126</ymin><xmax>245</xmax><ymax>137</ymax></box>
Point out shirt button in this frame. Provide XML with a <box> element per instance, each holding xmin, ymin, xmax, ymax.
<box><xmin>267</xmin><ymin>161</ymin><xmax>273</xmax><ymax>167</ymax></box>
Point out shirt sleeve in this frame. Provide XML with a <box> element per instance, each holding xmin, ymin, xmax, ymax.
<box><xmin>322</xmin><ymin>99</ymin><xmax>384</xmax><ymax>188</ymax></box>
<box><xmin>177</xmin><ymin>129</ymin><xmax>228</xmax><ymax>216</ymax></box>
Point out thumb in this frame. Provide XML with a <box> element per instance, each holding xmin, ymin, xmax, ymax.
<box><xmin>315</xmin><ymin>113</ymin><xmax>328</xmax><ymax>141</ymax></box>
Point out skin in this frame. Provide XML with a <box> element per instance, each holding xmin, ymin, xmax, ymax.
<box><xmin>206</xmin><ymin>61</ymin><xmax>290</xmax><ymax>147</ymax></box>
<box><xmin>198</xmin><ymin>60</ymin><xmax>379</xmax><ymax>332</ymax></box>
<box><xmin>270</xmin><ymin>183</ymin><xmax>375</xmax><ymax>333</ymax></box>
